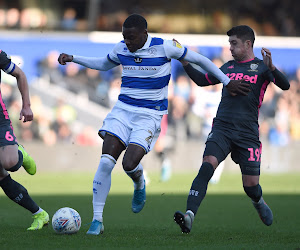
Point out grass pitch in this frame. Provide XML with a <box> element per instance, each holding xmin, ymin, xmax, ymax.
<box><xmin>0</xmin><ymin>171</ymin><xmax>299</xmax><ymax>249</ymax></box>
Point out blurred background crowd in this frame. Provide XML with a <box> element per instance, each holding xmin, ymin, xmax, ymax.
<box><xmin>0</xmin><ymin>0</ymin><xmax>299</xmax><ymax>152</ymax></box>
<box><xmin>0</xmin><ymin>0</ymin><xmax>299</xmax><ymax>36</ymax></box>
<box><xmin>2</xmin><ymin>48</ymin><xmax>300</xmax><ymax>150</ymax></box>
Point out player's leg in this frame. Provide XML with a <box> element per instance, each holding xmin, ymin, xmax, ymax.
<box><xmin>0</xmin><ymin>165</ymin><xmax>49</xmax><ymax>230</ymax></box>
<box><xmin>236</xmin><ymin>140</ymin><xmax>273</xmax><ymax>226</ymax></box>
<box><xmin>87</xmin><ymin>133</ymin><xmax>125</xmax><ymax>235</ymax></box>
<box><xmin>0</xmin><ymin>125</ymin><xmax>36</xmax><ymax>175</ymax></box>
<box><xmin>18</xmin><ymin>144</ymin><xmax>36</xmax><ymax>175</ymax></box>
<box><xmin>156</xmin><ymin>114</ymin><xmax>172</xmax><ymax>182</ymax></box>
<box><xmin>0</xmin><ymin>145</ymin><xmax>20</xmax><ymax>172</ymax></box>
<box><xmin>174</xmin><ymin>155</ymin><xmax>218</xmax><ymax>234</ymax></box>
<box><xmin>123</xmin><ymin>111</ymin><xmax>162</xmax><ymax>213</ymax></box>
<box><xmin>242</xmin><ymin>175</ymin><xmax>273</xmax><ymax>226</ymax></box>
<box><xmin>174</xmin><ymin>138</ymin><xmax>230</xmax><ymax>234</ymax></box>
<box><xmin>123</xmin><ymin>144</ymin><xmax>146</xmax><ymax>213</ymax></box>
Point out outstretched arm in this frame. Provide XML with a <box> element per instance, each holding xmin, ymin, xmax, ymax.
<box><xmin>184</xmin><ymin>49</ymin><xmax>230</xmax><ymax>85</ymax></box>
<box><xmin>182</xmin><ymin>62</ymin><xmax>214</xmax><ymax>87</ymax></box>
<box><xmin>261</xmin><ymin>48</ymin><xmax>290</xmax><ymax>90</ymax></box>
<box><xmin>58</xmin><ymin>53</ymin><xmax>117</xmax><ymax>71</ymax></box>
<box><xmin>183</xmin><ymin>50</ymin><xmax>250</xmax><ymax>96</ymax></box>
<box><xmin>181</xmin><ymin>59</ymin><xmax>251</xmax><ymax>96</ymax></box>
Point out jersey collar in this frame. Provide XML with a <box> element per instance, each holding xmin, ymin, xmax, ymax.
<box><xmin>237</xmin><ymin>58</ymin><xmax>255</xmax><ymax>63</ymax></box>
<box><xmin>137</xmin><ymin>34</ymin><xmax>152</xmax><ymax>51</ymax></box>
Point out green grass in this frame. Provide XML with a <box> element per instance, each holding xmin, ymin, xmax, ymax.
<box><xmin>0</xmin><ymin>171</ymin><xmax>300</xmax><ymax>249</ymax></box>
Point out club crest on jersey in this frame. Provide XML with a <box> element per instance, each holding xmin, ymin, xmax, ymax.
<box><xmin>134</xmin><ymin>57</ymin><xmax>142</xmax><ymax>63</ymax></box>
<box><xmin>249</xmin><ymin>63</ymin><xmax>258</xmax><ymax>72</ymax></box>
<box><xmin>148</xmin><ymin>48</ymin><xmax>157</xmax><ymax>56</ymax></box>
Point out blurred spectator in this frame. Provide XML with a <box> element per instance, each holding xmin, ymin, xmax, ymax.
<box><xmin>268</xmin><ymin>96</ymin><xmax>290</xmax><ymax>146</ymax></box>
<box><xmin>38</xmin><ymin>50</ymin><xmax>64</xmax><ymax>84</ymax></box>
<box><xmin>169</xmin><ymin>75</ymin><xmax>192</xmax><ymax>141</ymax></box>
<box><xmin>259</xmin><ymin>84</ymin><xmax>278</xmax><ymax>120</ymax></box>
<box><xmin>42</xmin><ymin>129</ymin><xmax>57</xmax><ymax>146</ymax></box>
<box><xmin>108</xmin><ymin>78</ymin><xmax>121</xmax><ymax>107</ymax></box>
<box><xmin>61</xmin><ymin>62</ymin><xmax>83</xmax><ymax>94</ymax></box>
<box><xmin>6</xmin><ymin>8</ymin><xmax>20</xmax><ymax>29</ymax></box>
<box><xmin>0</xmin><ymin>9</ymin><xmax>6</xmax><ymax>27</ymax></box>
<box><xmin>82</xmin><ymin>68</ymin><xmax>110</xmax><ymax>107</ymax></box>
<box><xmin>61</xmin><ymin>8</ymin><xmax>77</xmax><ymax>30</ymax></box>
<box><xmin>20</xmin><ymin>8</ymin><xmax>47</xmax><ymax>29</ymax></box>
<box><xmin>50</xmin><ymin>99</ymin><xmax>77</xmax><ymax>143</ymax></box>
<box><xmin>75</xmin><ymin>125</ymin><xmax>99</xmax><ymax>146</ymax></box>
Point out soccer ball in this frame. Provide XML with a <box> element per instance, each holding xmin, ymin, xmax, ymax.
<box><xmin>52</xmin><ymin>207</ymin><xmax>81</xmax><ymax>234</ymax></box>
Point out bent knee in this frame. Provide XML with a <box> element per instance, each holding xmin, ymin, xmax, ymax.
<box><xmin>1</xmin><ymin>157</ymin><xmax>19</xmax><ymax>170</ymax></box>
<box><xmin>203</xmin><ymin>156</ymin><xmax>219</xmax><ymax>169</ymax></box>
<box><xmin>122</xmin><ymin>158</ymin><xmax>138</xmax><ymax>171</ymax></box>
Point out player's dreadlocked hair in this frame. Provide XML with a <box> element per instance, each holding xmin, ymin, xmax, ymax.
<box><xmin>227</xmin><ymin>25</ymin><xmax>255</xmax><ymax>47</ymax></box>
<box><xmin>123</xmin><ymin>14</ymin><xmax>147</xmax><ymax>31</ymax></box>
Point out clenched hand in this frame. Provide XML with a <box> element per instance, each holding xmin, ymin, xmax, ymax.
<box><xmin>226</xmin><ymin>80</ymin><xmax>251</xmax><ymax>96</ymax></box>
<box><xmin>58</xmin><ymin>53</ymin><xmax>73</xmax><ymax>65</ymax></box>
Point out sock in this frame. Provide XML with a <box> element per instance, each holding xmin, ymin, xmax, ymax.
<box><xmin>186</xmin><ymin>210</ymin><xmax>195</xmax><ymax>218</ymax></box>
<box><xmin>244</xmin><ymin>184</ymin><xmax>262</xmax><ymax>203</ymax></box>
<box><xmin>32</xmin><ymin>208</ymin><xmax>43</xmax><ymax>215</ymax></box>
<box><xmin>0</xmin><ymin>174</ymin><xmax>39</xmax><ymax>213</ymax></box>
<box><xmin>186</xmin><ymin>162</ymin><xmax>214</xmax><ymax>215</ymax></box>
<box><xmin>8</xmin><ymin>150</ymin><xmax>23</xmax><ymax>172</ymax></box>
<box><xmin>125</xmin><ymin>163</ymin><xmax>145</xmax><ymax>190</ymax></box>
<box><xmin>92</xmin><ymin>154</ymin><xmax>116</xmax><ymax>222</ymax></box>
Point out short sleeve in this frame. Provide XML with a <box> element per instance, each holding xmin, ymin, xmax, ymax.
<box><xmin>107</xmin><ymin>43</ymin><xmax>121</xmax><ymax>65</ymax></box>
<box><xmin>163</xmin><ymin>40</ymin><xmax>187</xmax><ymax>60</ymax></box>
<box><xmin>0</xmin><ymin>50</ymin><xmax>15</xmax><ymax>73</ymax></box>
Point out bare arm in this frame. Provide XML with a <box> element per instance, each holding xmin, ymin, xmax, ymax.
<box><xmin>10</xmin><ymin>65</ymin><xmax>33</xmax><ymax>122</ymax></box>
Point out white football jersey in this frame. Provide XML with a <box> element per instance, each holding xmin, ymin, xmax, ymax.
<box><xmin>107</xmin><ymin>34</ymin><xmax>187</xmax><ymax>115</ymax></box>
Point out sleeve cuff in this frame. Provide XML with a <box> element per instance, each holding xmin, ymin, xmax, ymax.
<box><xmin>223</xmin><ymin>76</ymin><xmax>230</xmax><ymax>86</ymax></box>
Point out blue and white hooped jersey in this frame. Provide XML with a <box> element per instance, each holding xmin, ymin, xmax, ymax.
<box><xmin>107</xmin><ymin>35</ymin><xmax>187</xmax><ymax>115</ymax></box>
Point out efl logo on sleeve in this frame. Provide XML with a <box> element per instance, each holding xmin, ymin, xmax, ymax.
<box><xmin>173</xmin><ymin>41</ymin><xmax>182</xmax><ymax>48</ymax></box>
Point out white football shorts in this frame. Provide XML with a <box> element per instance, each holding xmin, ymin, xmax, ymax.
<box><xmin>99</xmin><ymin>106</ymin><xmax>162</xmax><ymax>153</ymax></box>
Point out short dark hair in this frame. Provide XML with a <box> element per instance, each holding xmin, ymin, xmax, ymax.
<box><xmin>123</xmin><ymin>14</ymin><xmax>147</xmax><ymax>31</ymax></box>
<box><xmin>227</xmin><ymin>25</ymin><xmax>255</xmax><ymax>47</ymax></box>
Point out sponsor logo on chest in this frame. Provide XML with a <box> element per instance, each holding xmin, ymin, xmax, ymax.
<box><xmin>123</xmin><ymin>65</ymin><xmax>157</xmax><ymax>71</ymax></box>
<box><xmin>226</xmin><ymin>72</ymin><xmax>258</xmax><ymax>83</ymax></box>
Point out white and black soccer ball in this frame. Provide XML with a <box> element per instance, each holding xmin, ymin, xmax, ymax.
<box><xmin>52</xmin><ymin>207</ymin><xmax>81</xmax><ymax>234</ymax></box>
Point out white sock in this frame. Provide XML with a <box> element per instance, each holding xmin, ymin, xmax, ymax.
<box><xmin>92</xmin><ymin>154</ymin><xmax>116</xmax><ymax>222</ymax></box>
<box><xmin>186</xmin><ymin>210</ymin><xmax>194</xmax><ymax>217</ymax></box>
<box><xmin>125</xmin><ymin>163</ymin><xmax>145</xmax><ymax>190</ymax></box>
<box><xmin>32</xmin><ymin>208</ymin><xmax>43</xmax><ymax>215</ymax></box>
